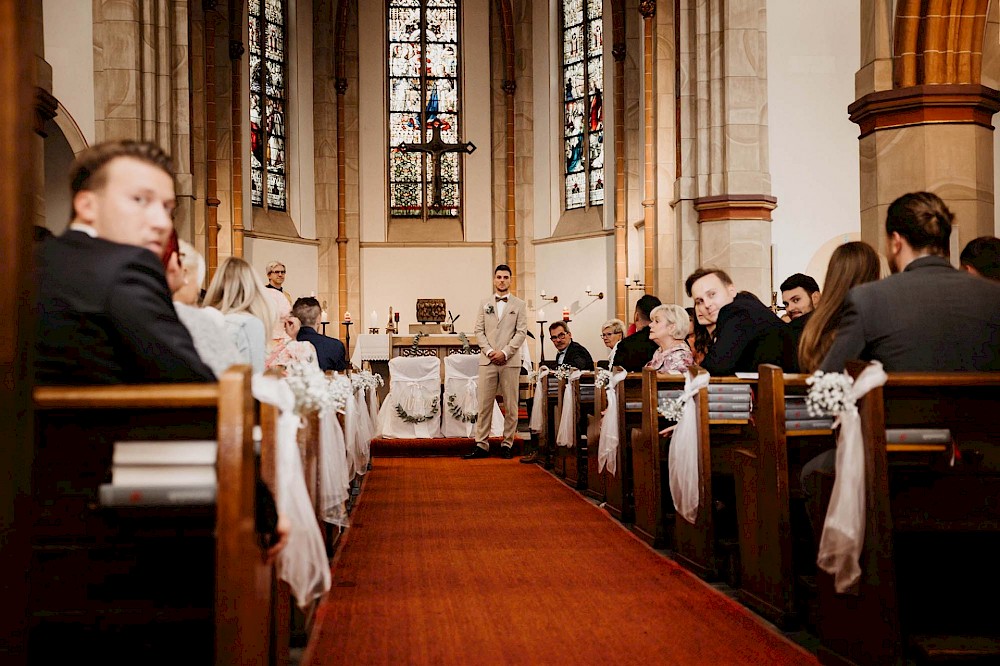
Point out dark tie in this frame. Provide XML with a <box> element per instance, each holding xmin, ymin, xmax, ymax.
<box><xmin>495</xmin><ymin>296</ymin><xmax>508</xmax><ymax>302</ymax></box>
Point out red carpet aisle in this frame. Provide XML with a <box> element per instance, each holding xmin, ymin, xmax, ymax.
<box><xmin>303</xmin><ymin>459</ymin><xmax>818</xmax><ymax>665</ymax></box>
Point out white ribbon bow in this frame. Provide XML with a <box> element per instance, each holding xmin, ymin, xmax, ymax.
<box><xmin>817</xmin><ymin>361</ymin><xmax>888</xmax><ymax>594</ymax></box>
<box><xmin>528</xmin><ymin>366</ymin><xmax>551</xmax><ymax>432</ymax></box>
<box><xmin>669</xmin><ymin>371</ymin><xmax>711</xmax><ymax>524</ymax></box>
<box><xmin>556</xmin><ymin>370</ymin><xmax>584</xmax><ymax>447</ymax></box>
<box><xmin>597</xmin><ymin>369</ymin><xmax>628</xmax><ymax>475</ymax></box>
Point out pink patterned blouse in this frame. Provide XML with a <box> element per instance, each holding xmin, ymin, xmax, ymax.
<box><xmin>646</xmin><ymin>344</ymin><xmax>694</xmax><ymax>374</ymax></box>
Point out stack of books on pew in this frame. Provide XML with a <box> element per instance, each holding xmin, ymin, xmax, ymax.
<box><xmin>784</xmin><ymin>396</ymin><xmax>833</xmax><ymax>431</ymax></box>
<box><xmin>708</xmin><ymin>384</ymin><xmax>752</xmax><ymax>421</ymax></box>
<box><xmin>98</xmin><ymin>440</ymin><xmax>217</xmax><ymax>507</ymax></box>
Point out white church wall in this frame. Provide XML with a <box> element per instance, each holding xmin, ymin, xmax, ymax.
<box><xmin>767</xmin><ymin>1</ymin><xmax>861</xmax><ymax>290</ymax></box>
<box><xmin>360</xmin><ymin>246</ymin><xmax>493</xmax><ymax>334</ymax></box>
<box><xmin>357</xmin><ymin>0</ymin><xmax>492</xmax><ymax>243</ymax></box>
<box><xmin>286</xmin><ymin>0</ymin><xmax>316</xmax><ymax>240</ymax></box>
<box><xmin>533</xmin><ymin>235</ymin><xmax>613</xmax><ymax>365</ymax></box>
<box><xmin>244</xmin><ymin>239</ymin><xmax>318</xmax><ymax>308</ymax></box>
<box><xmin>43</xmin><ymin>0</ymin><xmax>95</xmax><ymax>145</ymax></box>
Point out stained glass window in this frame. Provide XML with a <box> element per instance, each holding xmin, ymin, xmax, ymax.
<box><xmin>249</xmin><ymin>0</ymin><xmax>287</xmax><ymax>211</ymax></box>
<box><xmin>562</xmin><ymin>0</ymin><xmax>603</xmax><ymax>210</ymax></box>
<box><xmin>388</xmin><ymin>0</ymin><xmax>463</xmax><ymax>219</ymax></box>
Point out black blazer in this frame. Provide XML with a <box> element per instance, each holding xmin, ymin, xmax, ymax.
<box><xmin>34</xmin><ymin>230</ymin><xmax>216</xmax><ymax>384</ymax></box>
<box><xmin>554</xmin><ymin>340</ymin><xmax>594</xmax><ymax>371</ymax></box>
<box><xmin>821</xmin><ymin>256</ymin><xmax>1000</xmax><ymax>372</ymax></box>
<box><xmin>297</xmin><ymin>326</ymin><xmax>347</xmax><ymax>372</ymax></box>
<box><xmin>702</xmin><ymin>293</ymin><xmax>784</xmax><ymax>376</ymax></box>
<box><xmin>615</xmin><ymin>325</ymin><xmax>658</xmax><ymax>372</ymax></box>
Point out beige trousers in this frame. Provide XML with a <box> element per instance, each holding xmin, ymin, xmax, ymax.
<box><xmin>474</xmin><ymin>362</ymin><xmax>520</xmax><ymax>448</ymax></box>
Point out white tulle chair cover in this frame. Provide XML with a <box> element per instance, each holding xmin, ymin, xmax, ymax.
<box><xmin>528</xmin><ymin>366</ymin><xmax>550</xmax><ymax>432</ymax></box>
<box><xmin>555</xmin><ymin>370</ymin><xmax>584</xmax><ymax>447</ymax></box>
<box><xmin>251</xmin><ymin>374</ymin><xmax>331</xmax><ymax>610</ymax></box>
<box><xmin>817</xmin><ymin>361</ymin><xmax>888</xmax><ymax>594</ymax></box>
<box><xmin>669</xmin><ymin>371</ymin><xmax>710</xmax><ymax>524</ymax></box>
<box><xmin>597</xmin><ymin>369</ymin><xmax>628</xmax><ymax>475</ymax></box>
<box><xmin>376</xmin><ymin>356</ymin><xmax>443</xmax><ymax>438</ymax></box>
<box><xmin>442</xmin><ymin>354</ymin><xmax>503</xmax><ymax>437</ymax></box>
<box><xmin>317</xmin><ymin>409</ymin><xmax>351</xmax><ymax>526</ymax></box>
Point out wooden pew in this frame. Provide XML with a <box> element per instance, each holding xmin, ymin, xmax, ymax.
<box><xmin>585</xmin><ymin>379</ymin><xmax>608</xmax><ymax>502</ymax></box>
<box><xmin>29</xmin><ymin>367</ymin><xmax>275</xmax><ymax>664</ymax></box>
<box><xmin>734</xmin><ymin>365</ymin><xmax>834</xmax><ymax>629</ymax></box>
<box><xmin>815</xmin><ymin>369</ymin><xmax>1000</xmax><ymax>666</ymax></box>
<box><xmin>553</xmin><ymin>372</ymin><xmax>594</xmax><ymax>490</ymax></box>
<box><xmin>591</xmin><ymin>371</ymin><xmax>642</xmax><ymax>522</ymax></box>
<box><xmin>632</xmin><ymin>368</ymin><xmax>754</xmax><ymax>580</ymax></box>
<box><xmin>534</xmin><ymin>371</ymin><xmax>560</xmax><ymax>470</ymax></box>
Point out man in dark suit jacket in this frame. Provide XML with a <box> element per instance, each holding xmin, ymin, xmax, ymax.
<box><xmin>35</xmin><ymin>140</ymin><xmax>215</xmax><ymax>385</ymax></box>
<box><xmin>686</xmin><ymin>269</ymin><xmax>783</xmax><ymax>376</ymax></box>
<box><xmin>292</xmin><ymin>297</ymin><xmax>347</xmax><ymax>372</ymax></box>
<box><xmin>615</xmin><ymin>294</ymin><xmax>661</xmax><ymax>371</ymax></box>
<box><xmin>549</xmin><ymin>321</ymin><xmax>594</xmax><ymax>370</ymax></box>
<box><xmin>821</xmin><ymin>192</ymin><xmax>1000</xmax><ymax>372</ymax></box>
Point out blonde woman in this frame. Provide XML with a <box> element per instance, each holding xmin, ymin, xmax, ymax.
<box><xmin>203</xmin><ymin>256</ymin><xmax>275</xmax><ymax>373</ymax></box>
<box><xmin>600</xmin><ymin>318</ymin><xmax>625</xmax><ymax>367</ymax></box>
<box><xmin>645</xmin><ymin>304</ymin><xmax>694</xmax><ymax>374</ymax></box>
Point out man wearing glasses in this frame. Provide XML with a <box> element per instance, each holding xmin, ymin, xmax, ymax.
<box><xmin>549</xmin><ymin>321</ymin><xmax>593</xmax><ymax>370</ymax></box>
<box><xmin>263</xmin><ymin>260</ymin><xmax>293</xmax><ymax>342</ymax></box>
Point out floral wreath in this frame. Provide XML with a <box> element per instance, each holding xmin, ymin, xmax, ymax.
<box><xmin>395</xmin><ymin>397</ymin><xmax>440</xmax><ymax>424</ymax></box>
<box><xmin>446</xmin><ymin>394</ymin><xmax>477</xmax><ymax>423</ymax></box>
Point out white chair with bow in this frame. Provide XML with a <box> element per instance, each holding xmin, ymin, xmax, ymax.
<box><xmin>441</xmin><ymin>353</ymin><xmax>503</xmax><ymax>438</ymax></box>
<box><xmin>376</xmin><ymin>356</ymin><xmax>443</xmax><ymax>438</ymax></box>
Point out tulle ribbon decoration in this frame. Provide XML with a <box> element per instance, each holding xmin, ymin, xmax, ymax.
<box><xmin>528</xmin><ymin>366</ymin><xmax>550</xmax><ymax>433</ymax></box>
<box><xmin>668</xmin><ymin>371</ymin><xmax>710</xmax><ymax>524</ymax></box>
<box><xmin>817</xmin><ymin>361</ymin><xmax>888</xmax><ymax>594</ymax></box>
<box><xmin>556</xmin><ymin>370</ymin><xmax>585</xmax><ymax>447</ymax></box>
<box><xmin>597</xmin><ymin>369</ymin><xmax>628</xmax><ymax>475</ymax></box>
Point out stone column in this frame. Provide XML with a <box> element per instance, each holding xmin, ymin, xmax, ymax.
<box><xmin>675</xmin><ymin>0</ymin><xmax>774</xmax><ymax>299</ymax></box>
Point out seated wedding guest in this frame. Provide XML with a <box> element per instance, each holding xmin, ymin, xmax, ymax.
<box><xmin>820</xmin><ymin>192</ymin><xmax>1000</xmax><ymax>372</ymax></box>
<box><xmin>615</xmin><ymin>294</ymin><xmax>661</xmax><ymax>371</ymax></box>
<box><xmin>203</xmin><ymin>256</ymin><xmax>274</xmax><ymax>374</ymax></box>
<box><xmin>292</xmin><ymin>297</ymin><xmax>347</xmax><ymax>372</ymax></box>
<box><xmin>686</xmin><ymin>268</ymin><xmax>783</xmax><ymax>375</ymax></box>
<box><xmin>646</xmin><ymin>304</ymin><xmax>694</xmax><ymax>374</ymax></box>
<box><xmin>266</xmin><ymin>314</ymin><xmax>321</xmax><ymax>372</ymax></box>
<box><xmin>262</xmin><ymin>260</ymin><xmax>292</xmax><ymax>342</ymax></box>
<box><xmin>760</xmin><ymin>273</ymin><xmax>825</xmax><ymax>372</ymax></box>
<box><xmin>780</xmin><ymin>273</ymin><xmax>821</xmax><ymax>321</ymax></box>
<box><xmin>549</xmin><ymin>320</ymin><xmax>594</xmax><ymax>370</ymax></box>
<box><xmin>959</xmin><ymin>235</ymin><xmax>1000</xmax><ymax>281</ymax></box>
<box><xmin>35</xmin><ymin>139</ymin><xmax>214</xmax><ymax>384</ymax></box>
<box><xmin>600</xmin><ymin>318</ymin><xmax>626</xmax><ymax>367</ymax></box>
<box><xmin>797</xmin><ymin>241</ymin><xmax>880</xmax><ymax>373</ymax></box>
<box><xmin>161</xmin><ymin>233</ymin><xmax>243</xmax><ymax>378</ymax></box>
<box><xmin>687</xmin><ymin>303</ymin><xmax>714</xmax><ymax>366</ymax></box>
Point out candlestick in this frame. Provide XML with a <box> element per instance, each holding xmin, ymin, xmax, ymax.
<box><xmin>344</xmin><ymin>311</ymin><xmax>352</xmax><ymax>323</ymax></box>
<box><xmin>562</xmin><ymin>307</ymin><xmax>570</xmax><ymax>321</ymax></box>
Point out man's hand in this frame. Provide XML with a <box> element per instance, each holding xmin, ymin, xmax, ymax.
<box><xmin>490</xmin><ymin>350</ymin><xmax>508</xmax><ymax>366</ymax></box>
<box><xmin>263</xmin><ymin>512</ymin><xmax>291</xmax><ymax>564</ymax></box>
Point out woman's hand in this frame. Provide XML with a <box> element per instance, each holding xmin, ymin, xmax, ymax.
<box><xmin>283</xmin><ymin>315</ymin><xmax>301</xmax><ymax>339</ymax></box>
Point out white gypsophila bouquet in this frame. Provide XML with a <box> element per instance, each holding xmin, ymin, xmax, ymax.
<box><xmin>594</xmin><ymin>368</ymin><xmax>613</xmax><ymax>389</ymax></box>
<box><xmin>351</xmin><ymin>370</ymin><xmax>383</xmax><ymax>393</ymax></box>
<box><xmin>657</xmin><ymin>396</ymin><xmax>685</xmax><ymax>422</ymax></box>
<box><xmin>284</xmin><ymin>362</ymin><xmax>336</xmax><ymax>415</ymax></box>
<box><xmin>328</xmin><ymin>374</ymin><xmax>354</xmax><ymax>414</ymax></box>
<box><xmin>552</xmin><ymin>364</ymin><xmax>576</xmax><ymax>382</ymax></box>
<box><xmin>805</xmin><ymin>370</ymin><xmax>856</xmax><ymax>418</ymax></box>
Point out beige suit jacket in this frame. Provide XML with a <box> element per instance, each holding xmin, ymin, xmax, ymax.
<box><xmin>474</xmin><ymin>295</ymin><xmax>528</xmax><ymax>367</ymax></box>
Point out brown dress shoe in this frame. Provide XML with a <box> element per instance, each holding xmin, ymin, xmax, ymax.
<box><xmin>519</xmin><ymin>451</ymin><xmax>542</xmax><ymax>464</ymax></box>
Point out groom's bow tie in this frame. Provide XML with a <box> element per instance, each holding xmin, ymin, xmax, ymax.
<box><xmin>495</xmin><ymin>296</ymin><xmax>508</xmax><ymax>302</ymax></box>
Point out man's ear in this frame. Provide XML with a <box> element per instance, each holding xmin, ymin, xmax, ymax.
<box><xmin>726</xmin><ymin>283</ymin><xmax>737</xmax><ymax>298</ymax></box>
<box><xmin>72</xmin><ymin>190</ymin><xmax>97</xmax><ymax>225</ymax></box>
<box><xmin>811</xmin><ymin>291</ymin><xmax>821</xmax><ymax>308</ymax></box>
<box><xmin>888</xmin><ymin>231</ymin><xmax>903</xmax><ymax>254</ymax></box>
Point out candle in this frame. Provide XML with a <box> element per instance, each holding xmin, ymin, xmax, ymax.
<box><xmin>311</xmin><ymin>290</ymin><xmax>316</xmax><ymax>297</ymax></box>
<box><xmin>562</xmin><ymin>307</ymin><xmax>570</xmax><ymax>321</ymax></box>
<box><xmin>371</xmin><ymin>310</ymin><xmax>378</xmax><ymax>326</ymax></box>
<box><xmin>538</xmin><ymin>309</ymin><xmax>545</xmax><ymax>320</ymax></box>
<box><xmin>585</xmin><ymin>284</ymin><xmax>592</xmax><ymax>293</ymax></box>
<box><xmin>624</xmin><ymin>277</ymin><xmax>631</xmax><ymax>287</ymax></box>
<box><xmin>394</xmin><ymin>312</ymin><xmax>400</xmax><ymax>323</ymax></box>
<box><xmin>540</xmin><ymin>289</ymin><xmax>546</xmax><ymax>298</ymax></box>
<box><xmin>321</xmin><ymin>309</ymin><xmax>328</xmax><ymax>321</ymax></box>
<box><xmin>344</xmin><ymin>311</ymin><xmax>352</xmax><ymax>323</ymax></box>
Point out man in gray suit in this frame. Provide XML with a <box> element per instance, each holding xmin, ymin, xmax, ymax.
<box><xmin>821</xmin><ymin>191</ymin><xmax>1000</xmax><ymax>372</ymax></box>
<box><xmin>464</xmin><ymin>264</ymin><xmax>528</xmax><ymax>459</ymax></box>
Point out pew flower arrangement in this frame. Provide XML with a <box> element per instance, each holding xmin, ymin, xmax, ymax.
<box><xmin>594</xmin><ymin>368</ymin><xmax>614</xmax><ymax>389</ymax></box>
<box><xmin>350</xmin><ymin>370</ymin><xmax>384</xmax><ymax>393</ymax></box>
<box><xmin>552</xmin><ymin>364</ymin><xmax>576</xmax><ymax>382</ymax></box>
<box><xmin>327</xmin><ymin>374</ymin><xmax>354</xmax><ymax>414</ymax></box>
<box><xmin>657</xmin><ymin>396</ymin><xmax>685</xmax><ymax>422</ymax></box>
<box><xmin>805</xmin><ymin>370</ymin><xmax>856</xmax><ymax>418</ymax></box>
<box><xmin>284</xmin><ymin>362</ymin><xmax>337</xmax><ymax>415</ymax></box>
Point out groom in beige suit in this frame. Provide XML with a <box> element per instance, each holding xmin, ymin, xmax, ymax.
<box><xmin>463</xmin><ymin>264</ymin><xmax>528</xmax><ymax>459</ymax></box>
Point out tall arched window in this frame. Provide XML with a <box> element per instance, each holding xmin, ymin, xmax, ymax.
<box><xmin>249</xmin><ymin>0</ymin><xmax>287</xmax><ymax>211</ymax></box>
<box><xmin>387</xmin><ymin>0</ymin><xmax>463</xmax><ymax>220</ymax></box>
<box><xmin>562</xmin><ymin>0</ymin><xmax>603</xmax><ymax>210</ymax></box>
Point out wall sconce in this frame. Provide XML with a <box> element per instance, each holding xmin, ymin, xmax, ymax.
<box><xmin>584</xmin><ymin>285</ymin><xmax>604</xmax><ymax>300</ymax></box>
<box><xmin>624</xmin><ymin>276</ymin><xmax>645</xmax><ymax>291</ymax></box>
<box><xmin>539</xmin><ymin>289</ymin><xmax>559</xmax><ymax>303</ymax></box>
